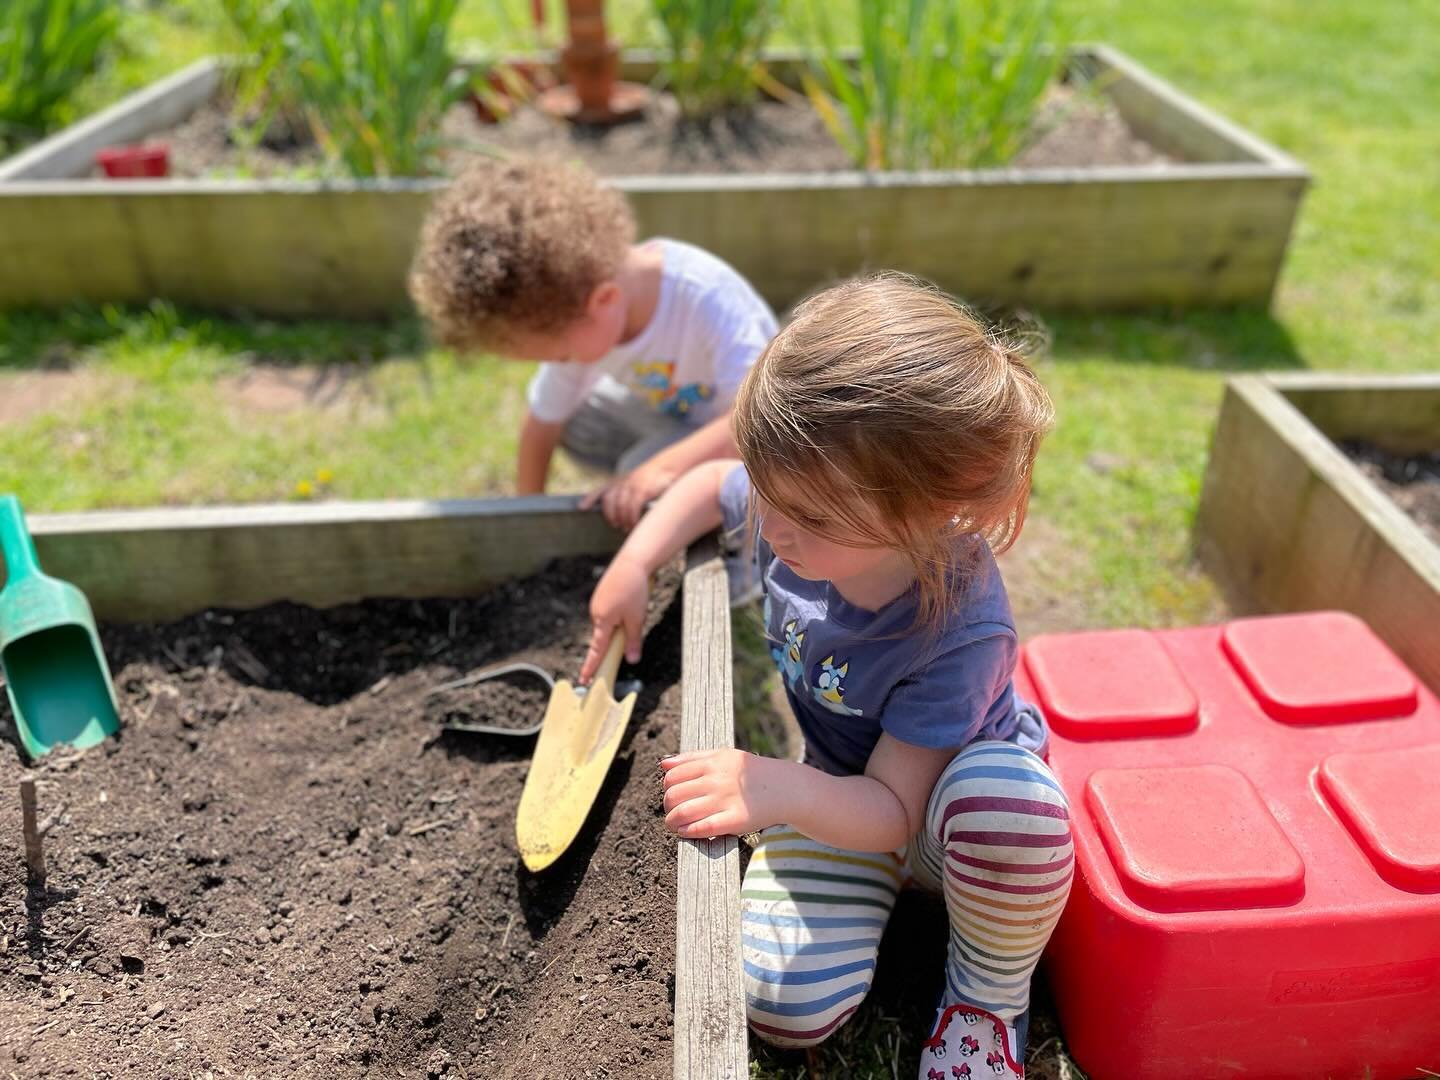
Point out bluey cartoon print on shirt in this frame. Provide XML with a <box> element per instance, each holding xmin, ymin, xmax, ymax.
<box><xmin>811</xmin><ymin>654</ymin><xmax>863</xmax><ymax>717</ymax></box>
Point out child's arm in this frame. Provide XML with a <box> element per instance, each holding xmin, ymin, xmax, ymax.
<box><xmin>581</xmin><ymin>412</ymin><xmax>738</xmax><ymax>530</ymax></box>
<box><xmin>516</xmin><ymin>410</ymin><xmax>566</xmax><ymax>495</ymax></box>
<box><xmin>660</xmin><ymin>735</ymin><xmax>956</xmax><ymax>853</ymax></box>
<box><xmin>578</xmin><ymin>458</ymin><xmax>735</xmax><ymax>684</ymax></box>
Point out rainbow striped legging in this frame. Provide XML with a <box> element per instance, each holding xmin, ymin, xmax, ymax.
<box><xmin>741</xmin><ymin>741</ymin><xmax>1074</xmax><ymax>1052</ymax></box>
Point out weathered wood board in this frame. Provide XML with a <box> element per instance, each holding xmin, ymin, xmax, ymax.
<box><xmin>19</xmin><ymin>496</ymin><xmax>621</xmax><ymax>621</ymax></box>
<box><xmin>675</xmin><ymin>538</ymin><xmax>748</xmax><ymax>1078</ymax></box>
<box><xmin>1196</xmin><ymin>375</ymin><xmax>1440</xmax><ymax>692</ymax></box>
<box><xmin>0</xmin><ymin>46</ymin><xmax>1308</xmax><ymax>315</ymax></box>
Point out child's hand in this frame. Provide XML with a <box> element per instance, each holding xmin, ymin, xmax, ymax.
<box><xmin>579</xmin><ymin>553</ymin><xmax>648</xmax><ymax>684</ymax></box>
<box><xmin>660</xmin><ymin>749</ymin><xmax>792</xmax><ymax>839</ymax></box>
<box><xmin>581</xmin><ymin>461</ymin><xmax>677</xmax><ymax>531</ymax></box>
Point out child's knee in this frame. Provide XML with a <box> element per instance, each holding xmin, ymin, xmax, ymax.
<box><xmin>928</xmin><ymin>741</ymin><xmax>1072</xmax><ymax>852</ymax></box>
<box><xmin>745</xmin><ymin>996</ymin><xmax>860</xmax><ymax>1049</ymax></box>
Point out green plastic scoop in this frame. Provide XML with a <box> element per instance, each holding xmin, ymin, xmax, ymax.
<box><xmin>0</xmin><ymin>495</ymin><xmax>120</xmax><ymax>758</ymax></box>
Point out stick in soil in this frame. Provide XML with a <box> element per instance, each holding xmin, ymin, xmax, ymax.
<box><xmin>20</xmin><ymin>776</ymin><xmax>44</xmax><ymax>888</ymax></box>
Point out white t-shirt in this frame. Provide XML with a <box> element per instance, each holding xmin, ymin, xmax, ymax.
<box><xmin>526</xmin><ymin>239</ymin><xmax>778</xmax><ymax>427</ymax></box>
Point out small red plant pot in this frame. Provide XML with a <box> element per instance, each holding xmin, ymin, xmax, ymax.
<box><xmin>95</xmin><ymin>144</ymin><xmax>170</xmax><ymax>179</ymax></box>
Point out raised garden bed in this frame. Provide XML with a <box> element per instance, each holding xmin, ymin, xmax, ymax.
<box><xmin>0</xmin><ymin>46</ymin><xmax>1308</xmax><ymax>317</ymax></box>
<box><xmin>1196</xmin><ymin>374</ymin><xmax>1440</xmax><ymax>692</ymax></box>
<box><xmin>0</xmin><ymin>497</ymin><xmax>746</xmax><ymax>1078</ymax></box>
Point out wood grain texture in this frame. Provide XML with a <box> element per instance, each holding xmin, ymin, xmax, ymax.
<box><xmin>674</xmin><ymin>537</ymin><xmax>747</xmax><ymax>1079</ymax></box>
<box><xmin>18</xmin><ymin>497</ymin><xmax>623</xmax><ymax>621</ymax></box>
<box><xmin>1196</xmin><ymin>376</ymin><xmax>1440</xmax><ymax>692</ymax></box>
<box><xmin>0</xmin><ymin>47</ymin><xmax>1307</xmax><ymax>314</ymax></box>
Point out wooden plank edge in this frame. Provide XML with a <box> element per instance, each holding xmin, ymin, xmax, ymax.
<box><xmin>15</xmin><ymin>496</ymin><xmax>624</xmax><ymax>621</ymax></box>
<box><xmin>674</xmin><ymin>537</ymin><xmax>747</xmax><ymax>1079</ymax></box>
<box><xmin>1197</xmin><ymin>377</ymin><xmax>1440</xmax><ymax>604</ymax></box>
<box><xmin>1264</xmin><ymin>372</ymin><xmax>1440</xmax><ymax>394</ymax></box>
<box><xmin>26</xmin><ymin>494</ymin><xmax>595</xmax><ymax>535</ymax></box>
<box><xmin>1237</xmin><ymin>378</ymin><xmax>1440</xmax><ymax>582</ymax></box>
<box><xmin>1083</xmin><ymin>42</ymin><xmax>1309</xmax><ymax>174</ymax></box>
<box><xmin>0</xmin><ymin>159</ymin><xmax>1305</xmax><ymax>202</ymax></box>
<box><xmin>0</xmin><ymin>58</ymin><xmax>221</xmax><ymax>182</ymax></box>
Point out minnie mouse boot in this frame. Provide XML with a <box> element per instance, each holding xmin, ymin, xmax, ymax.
<box><xmin>917</xmin><ymin>1003</ymin><xmax>1025</xmax><ymax>1080</ymax></box>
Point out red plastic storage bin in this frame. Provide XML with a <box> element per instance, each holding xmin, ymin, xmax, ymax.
<box><xmin>1020</xmin><ymin>612</ymin><xmax>1440</xmax><ymax>1080</ymax></box>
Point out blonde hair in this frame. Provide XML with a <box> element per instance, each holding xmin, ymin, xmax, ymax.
<box><xmin>408</xmin><ymin>155</ymin><xmax>635</xmax><ymax>351</ymax></box>
<box><xmin>733</xmin><ymin>273</ymin><xmax>1054</xmax><ymax>629</ymax></box>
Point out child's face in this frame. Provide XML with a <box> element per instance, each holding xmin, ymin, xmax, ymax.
<box><xmin>499</xmin><ymin>282</ymin><xmax>627</xmax><ymax>365</ymax></box>
<box><xmin>755</xmin><ymin>485</ymin><xmax>899</xmax><ymax>586</ymax></box>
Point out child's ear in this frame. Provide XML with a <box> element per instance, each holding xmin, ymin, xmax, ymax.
<box><xmin>587</xmin><ymin>280</ymin><xmax>623</xmax><ymax>318</ymax></box>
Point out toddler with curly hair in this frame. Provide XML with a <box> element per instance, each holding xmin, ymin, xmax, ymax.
<box><xmin>410</xmin><ymin>155</ymin><xmax>777</xmax><ymax>531</ymax></box>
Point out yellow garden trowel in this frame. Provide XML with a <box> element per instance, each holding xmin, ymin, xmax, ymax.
<box><xmin>515</xmin><ymin>629</ymin><xmax>639</xmax><ymax>872</ymax></box>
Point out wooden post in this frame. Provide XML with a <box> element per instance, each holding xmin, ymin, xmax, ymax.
<box><xmin>20</xmin><ymin>775</ymin><xmax>44</xmax><ymax>888</ymax></box>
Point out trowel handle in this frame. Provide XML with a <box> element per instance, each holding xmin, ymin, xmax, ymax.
<box><xmin>591</xmin><ymin>626</ymin><xmax>627</xmax><ymax>692</ymax></box>
<box><xmin>0</xmin><ymin>495</ymin><xmax>40</xmax><ymax>581</ymax></box>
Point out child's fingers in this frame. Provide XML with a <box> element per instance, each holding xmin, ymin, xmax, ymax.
<box><xmin>601</xmin><ymin>485</ymin><xmax>626</xmax><ymax>529</ymax></box>
<box><xmin>617</xmin><ymin>485</ymin><xmax>646</xmax><ymax>530</ymax></box>
<box><xmin>658</xmin><ymin>750</ymin><xmax>708</xmax><ymax>772</ymax></box>
<box><xmin>579</xmin><ymin>483</ymin><xmax>608</xmax><ymax>512</ymax></box>
<box><xmin>676</xmin><ymin>811</ymin><xmax>741</xmax><ymax>841</ymax></box>
<box><xmin>578</xmin><ymin>621</ymin><xmax>614</xmax><ymax>685</ymax></box>
<box><xmin>664</xmin><ymin>795</ymin><xmax>721</xmax><ymax>832</ymax></box>
<box><xmin>621</xmin><ymin>605</ymin><xmax>643</xmax><ymax>664</ymax></box>
<box><xmin>661</xmin><ymin>777</ymin><xmax>711</xmax><ymax>813</ymax></box>
<box><xmin>660</xmin><ymin>759</ymin><xmax>708</xmax><ymax>788</ymax></box>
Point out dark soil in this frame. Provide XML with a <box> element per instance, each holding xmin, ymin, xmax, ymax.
<box><xmin>1343</xmin><ymin>440</ymin><xmax>1440</xmax><ymax>546</ymax></box>
<box><xmin>140</xmin><ymin>80</ymin><xmax>1170</xmax><ymax>181</ymax></box>
<box><xmin>0</xmin><ymin>557</ymin><xmax>683</xmax><ymax>1079</ymax></box>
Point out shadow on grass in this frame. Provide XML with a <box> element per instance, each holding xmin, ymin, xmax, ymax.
<box><xmin>1043</xmin><ymin>305</ymin><xmax>1306</xmax><ymax>372</ymax></box>
<box><xmin>0</xmin><ymin>300</ymin><xmax>428</xmax><ymax>372</ymax></box>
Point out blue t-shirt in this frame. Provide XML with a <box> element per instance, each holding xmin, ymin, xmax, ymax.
<box><xmin>720</xmin><ymin>465</ymin><xmax>1047</xmax><ymax>777</ymax></box>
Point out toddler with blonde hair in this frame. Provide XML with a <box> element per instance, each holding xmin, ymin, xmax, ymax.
<box><xmin>582</xmin><ymin>274</ymin><xmax>1071</xmax><ymax>1077</ymax></box>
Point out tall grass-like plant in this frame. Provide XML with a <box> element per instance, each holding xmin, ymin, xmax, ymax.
<box><xmin>652</xmin><ymin>0</ymin><xmax>777</xmax><ymax>118</ymax></box>
<box><xmin>804</xmin><ymin>0</ymin><xmax>1066</xmax><ymax>171</ymax></box>
<box><xmin>0</xmin><ymin>0</ymin><xmax>120</xmax><ymax>152</ymax></box>
<box><xmin>217</xmin><ymin>0</ymin><xmax>305</xmax><ymax>151</ymax></box>
<box><xmin>281</xmin><ymin>0</ymin><xmax>470</xmax><ymax>178</ymax></box>
<box><xmin>223</xmin><ymin>0</ymin><xmax>460</xmax><ymax>180</ymax></box>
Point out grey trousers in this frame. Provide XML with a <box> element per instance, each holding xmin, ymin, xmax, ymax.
<box><xmin>562</xmin><ymin>378</ymin><xmax>759</xmax><ymax>606</ymax></box>
<box><xmin>559</xmin><ymin>378</ymin><xmax>690</xmax><ymax>475</ymax></box>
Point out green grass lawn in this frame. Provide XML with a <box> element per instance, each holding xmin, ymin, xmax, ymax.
<box><xmin>8</xmin><ymin>0</ymin><xmax>1433</xmax><ymax>628</ymax></box>
<box><xmin>1</xmin><ymin>2</ymin><xmax>1436</xmax><ymax>1076</ymax></box>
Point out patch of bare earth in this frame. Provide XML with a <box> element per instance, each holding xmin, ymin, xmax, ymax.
<box><xmin>999</xmin><ymin>515</ymin><xmax>1099</xmax><ymax>639</ymax></box>
<box><xmin>220</xmin><ymin>365</ymin><xmax>375</xmax><ymax>416</ymax></box>
<box><xmin>0</xmin><ymin>371</ymin><xmax>101</xmax><ymax>426</ymax></box>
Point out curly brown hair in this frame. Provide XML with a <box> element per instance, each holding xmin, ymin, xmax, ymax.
<box><xmin>408</xmin><ymin>156</ymin><xmax>636</xmax><ymax>351</ymax></box>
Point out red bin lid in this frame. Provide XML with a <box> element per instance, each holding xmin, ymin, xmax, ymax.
<box><xmin>1320</xmin><ymin>744</ymin><xmax>1440</xmax><ymax>891</ymax></box>
<box><xmin>1024</xmin><ymin>629</ymin><xmax>1199</xmax><ymax>740</ymax></box>
<box><xmin>1087</xmin><ymin>764</ymin><xmax>1306</xmax><ymax>911</ymax></box>
<box><xmin>1222</xmin><ymin>612</ymin><xmax>1417</xmax><ymax>725</ymax></box>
